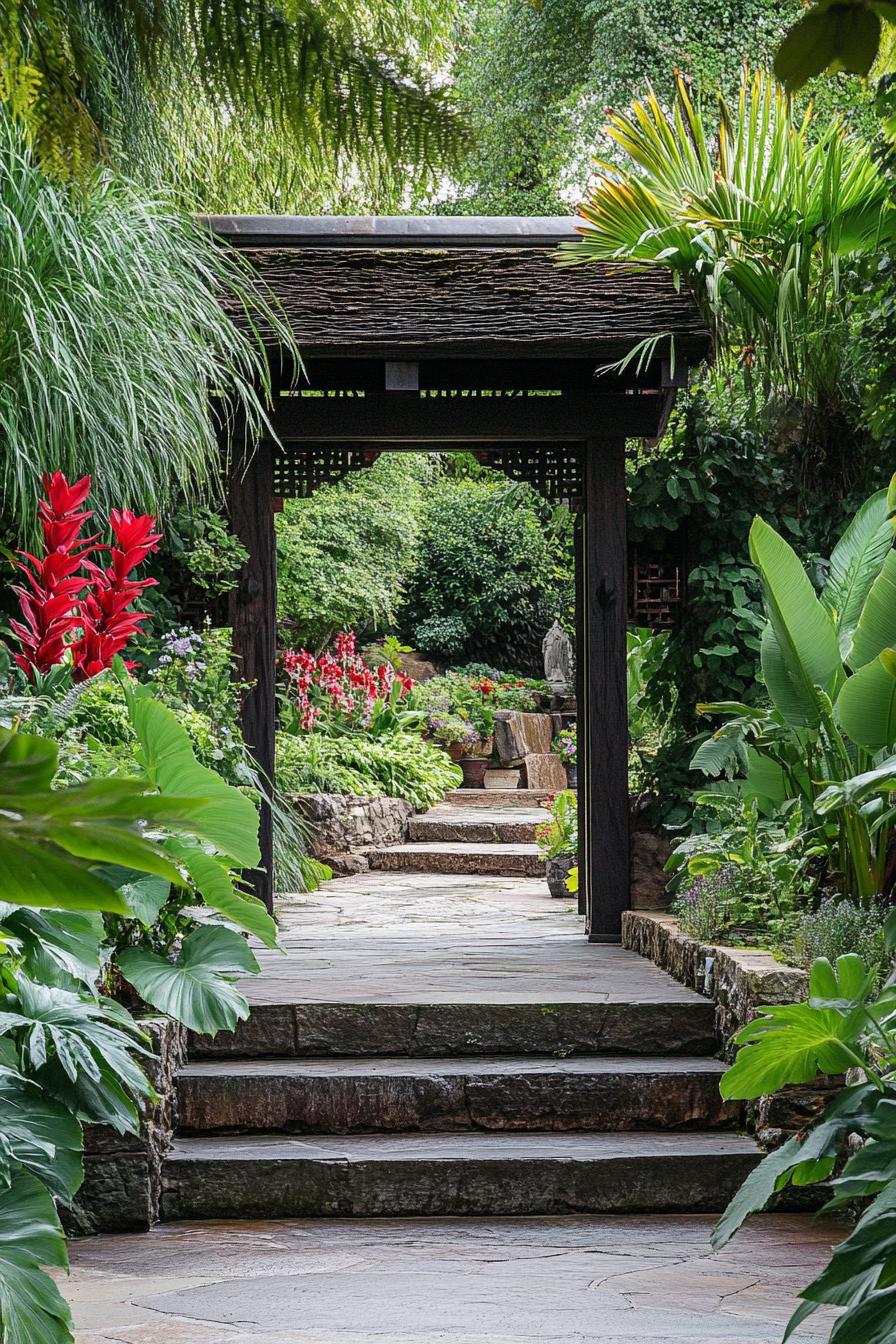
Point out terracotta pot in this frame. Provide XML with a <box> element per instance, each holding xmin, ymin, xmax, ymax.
<box><xmin>546</xmin><ymin>853</ymin><xmax>575</xmax><ymax>898</ymax></box>
<box><xmin>460</xmin><ymin>757</ymin><xmax>490</xmax><ymax>788</ymax></box>
<box><xmin>446</xmin><ymin>741</ymin><xmax>466</xmax><ymax>763</ymax></box>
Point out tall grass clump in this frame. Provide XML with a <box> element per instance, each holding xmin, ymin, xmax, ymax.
<box><xmin>0</xmin><ymin>121</ymin><xmax>294</xmax><ymax>533</ymax></box>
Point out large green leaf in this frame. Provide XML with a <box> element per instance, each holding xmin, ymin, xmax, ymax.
<box><xmin>117</xmin><ymin>925</ymin><xmax>258</xmax><ymax>1036</ymax></box>
<box><xmin>0</xmin><ymin>1168</ymin><xmax>72</xmax><ymax>1344</ymax></box>
<box><xmin>720</xmin><ymin>957</ymin><xmax>866</xmax><ymax>1099</ymax></box>
<box><xmin>0</xmin><ymin>907</ymin><xmax>103</xmax><ymax>989</ymax></box>
<box><xmin>849</xmin><ymin>551</ymin><xmax>896</xmax><ymax>670</ymax></box>
<box><xmin>0</xmin><ymin>731</ymin><xmax>57</xmax><ymax>793</ymax></box>
<box><xmin>0</xmin><ymin>837</ymin><xmax>131</xmax><ymax>914</ymax></box>
<box><xmin>125</xmin><ymin>687</ymin><xmax>260</xmax><ymax>868</ymax></box>
<box><xmin>0</xmin><ymin>1066</ymin><xmax>83</xmax><ymax>1201</ymax></box>
<box><xmin>783</xmin><ymin>1181</ymin><xmax>896</xmax><ymax>1342</ymax></box>
<box><xmin>168</xmin><ymin>841</ymin><xmax>277</xmax><ymax>948</ymax></box>
<box><xmin>0</xmin><ymin>978</ymin><xmax>153</xmax><ymax>1135</ymax></box>
<box><xmin>817</xmin><ymin>754</ymin><xmax>896</xmax><ymax>815</ymax></box>
<box><xmin>749</xmin><ymin>516</ymin><xmax>842</xmax><ymax>727</ymax></box>
<box><xmin>712</xmin><ymin>1082</ymin><xmax>878</xmax><ymax>1249</ymax></box>
<box><xmin>838</xmin><ymin>651</ymin><xmax>896</xmax><ymax>751</ymax></box>
<box><xmin>742</xmin><ymin>747</ymin><xmax>790</xmax><ymax>812</ymax></box>
<box><xmin>822</xmin><ymin>486</ymin><xmax>893</xmax><ymax>653</ymax></box>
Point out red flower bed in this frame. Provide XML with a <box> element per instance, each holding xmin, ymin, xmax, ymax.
<box><xmin>281</xmin><ymin>630</ymin><xmax>413</xmax><ymax>731</ymax></box>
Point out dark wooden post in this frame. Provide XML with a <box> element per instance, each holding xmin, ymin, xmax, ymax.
<box><xmin>582</xmin><ymin>438</ymin><xmax>629</xmax><ymax>942</ymax></box>
<box><xmin>227</xmin><ymin>439</ymin><xmax>276</xmax><ymax>913</ymax></box>
<box><xmin>574</xmin><ymin>510</ymin><xmax>587</xmax><ymax>918</ymax></box>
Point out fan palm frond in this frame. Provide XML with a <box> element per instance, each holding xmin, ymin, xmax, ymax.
<box><xmin>563</xmin><ymin>69</ymin><xmax>896</xmax><ymax>414</ymax></box>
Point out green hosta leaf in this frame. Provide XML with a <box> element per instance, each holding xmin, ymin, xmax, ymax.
<box><xmin>750</xmin><ymin>516</ymin><xmax>841</xmax><ymax>727</ymax></box>
<box><xmin>117</xmin><ymin>925</ymin><xmax>258</xmax><ymax>1036</ymax></box>
<box><xmin>713</xmin><ymin>1082</ymin><xmax>879</xmax><ymax>1250</ymax></box>
<box><xmin>822</xmin><ymin>486</ymin><xmax>893</xmax><ymax>654</ymax></box>
<box><xmin>720</xmin><ymin>957</ymin><xmax>867</xmax><ymax>1100</ymax></box>
<box><xmin>838</xmin><ymin>651</ymin><xmax>896</xmax><ymax>750</ymax></box>
<box><xmin>0</xmin><ymin>1168</ymin><xmax>72</xmax><ymax>1344</ymax></box>
<box><xmin>849</xmin><ymin>551</ymin><xmax>896</xmax><ymax>670</ymax></box>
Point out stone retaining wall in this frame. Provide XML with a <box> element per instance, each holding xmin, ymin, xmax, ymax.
<box><xmin>621</xmin><ymin>911</ymin><xmax>834</xmax><ymax>1149</ymax></box>
<box><xmin>65</xmin><ymin>1015</ymin><xmax>186</xmax><ymax>1233</ymax></box>
<box><xmin>293</xmin><ymin>793</ymin><xmax>414</xmax><ymax>874</ymax></box>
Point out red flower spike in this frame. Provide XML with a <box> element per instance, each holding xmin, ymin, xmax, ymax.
<box><xmin>10</xmin><ymin>473</ymin><xmax>161</xmax><ymax>682</ymax></box>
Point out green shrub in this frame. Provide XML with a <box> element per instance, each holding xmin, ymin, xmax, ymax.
<box><xmin>277</xmin><ymin>454</ymin><xmax>436</xmax><ymax>648</ymax></box>
<box><xmin>402</xmin><ymin>478</ymin><xmax>564</xmax><ymax>672</ymax></box>
<box><xmin>277</xmin><ymin>730</ymin><xmax>461</xmax><ymax>810</ymax></box>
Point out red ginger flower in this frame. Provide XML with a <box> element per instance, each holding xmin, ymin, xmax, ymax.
<box><xmin>69</xmin><ymin>509</ymin><xmax>159</xmax><ymax>682</ymax></box>
<box><xmin>10</xmin><ymin>474</ymin><xmax>160</xmax><ymax>682</ymax></box>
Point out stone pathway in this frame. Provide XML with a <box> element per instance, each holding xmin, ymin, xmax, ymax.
<box><xmin>62</xmin><ymin>790</ymin><xmax>846</xmax><ymax>1340</ymax></box>
<box><xmin>67</xmin><ymin>1213</ymin><xmax>844</xmax><ymax>1342</ymax></box>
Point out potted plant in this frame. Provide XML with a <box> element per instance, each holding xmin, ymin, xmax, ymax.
<box><xmin>553</xmin><ymin>726</ymin><xmax>577</xmax><ymax>787</ymax></box>
<box><xmin>535</xmin><ymin>790</ymin><xmax>578</xmax><ymax>897</ymax></box>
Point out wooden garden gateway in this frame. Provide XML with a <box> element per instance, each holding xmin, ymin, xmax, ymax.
<box><xmin>210</xmin><ymin>216</ymin><xmax>710</xmax><ymax>941</ymax></box>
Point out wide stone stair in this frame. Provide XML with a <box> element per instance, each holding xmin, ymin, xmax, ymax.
<box><xmin>159</xmin><ymin>791</ymin><xmax>761</xmax><ymax>1222</ymax></box>
<box><xmin>163</xmin><ymin>1024</ymin><xmax>758</xmax><ymax>1219</ymax></box>
<box><xmin>367</xmin><ymin>789</ymin><xmax>550</xmax><ymax>877</ymax></box>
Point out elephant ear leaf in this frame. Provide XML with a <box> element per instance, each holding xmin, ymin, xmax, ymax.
<box><xmin>0</xmin><ymin>1168</ymin><xmax>73</xmax><ymax>1344</ymax></box>
<box><xmin>117</xmin><ymin>926</ymin><xmax>258</xmax><ymax>1037</ymax></box>
<box><xmin>821</xmin><ymin>487</ymin><xmax>892</xmax><ymax>654</ymax></box>
<box><xmin>749</xmin><ymin>517</ymin><xmax>842</xmax><ymax>727</ymax></box>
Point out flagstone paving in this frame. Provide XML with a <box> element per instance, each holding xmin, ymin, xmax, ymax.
<box><xmin>66</xmin><ymin>1213</ymin><xmax>844</xmax><ymax>1343</ymax></box>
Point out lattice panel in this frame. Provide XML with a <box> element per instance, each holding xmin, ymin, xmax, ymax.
<box><xmin>628</xmin><ymin>554</ymin><xmax>683</xmax><ymax>629</ymax></box>
<box><xmin>273</xmin><ymin>446</ymin><xmax>380</xmax><ymax>498</ymax></box>
<box><xmin>472</xmin><ymin>445</ymin><xmax>584</xmax><ymax>506</ymax></box>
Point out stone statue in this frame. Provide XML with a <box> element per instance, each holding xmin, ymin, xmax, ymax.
<box><xmin>542</xmin><ymin>620</ymin><xmax>573</xmax><ymax>696</ymax></box>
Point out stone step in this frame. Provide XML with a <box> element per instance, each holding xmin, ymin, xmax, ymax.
<box><xmin>367</xmin><ymin>841</ymin><xmax>544</xmax><ymax>878</ymax></box>
<box><xmin>444</xmin><ymin>789</ymin><xmax>554</xmax><ymax>808</ymax></box>
<box><xmin>161</xmin><ymin>1130</ymin><xmax>761</xmax><ymax>1220</ymax></box>
<box><xmin>190</xmin><ymin>999</ymin><xmax>718</xmax><ymax>1060</ymax></box>
<box><xmin>408</xmin><ymin>812</ymin><xmax>543</xmax><ymax>844</ymax></box>
<box><xmin>176</xmin><ymin>1055</ymin><xmax>736</xmax><ymax>1135</ymax></box>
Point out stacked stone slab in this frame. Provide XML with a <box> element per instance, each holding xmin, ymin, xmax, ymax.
<box><xmin>493</xmin><ymin>710</ymin><xmax>568</xmax><ymax>791</ymax></box>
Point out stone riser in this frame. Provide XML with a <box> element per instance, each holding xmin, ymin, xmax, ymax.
<box><xmin>443</xmin><ymin>790</ymin><xmax>553</xmax><ymax>808</ymax></box>
<box><xmin>177</xmin><ymin>1063</ymin><xmax>736</xmax><ymax>1135</ymax></box>
<box><xmin>190</xmin><ymin>1001</ymin><xmax>718</xmax><ymax>1059</ymax></box>
<box><xmin>161</xmin><ymin>1145</ymin><xmax>760</xmax><ymax>1220</ymax></box>
<box><xmin>367</xmin><ymin>849</ymin><xmax>544</xmax><ymax>877</ymax></box>
<box><xmin>408</xmin><ymin>819</ymin><xmax>538</xmax><ymax>844</ymax></box>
